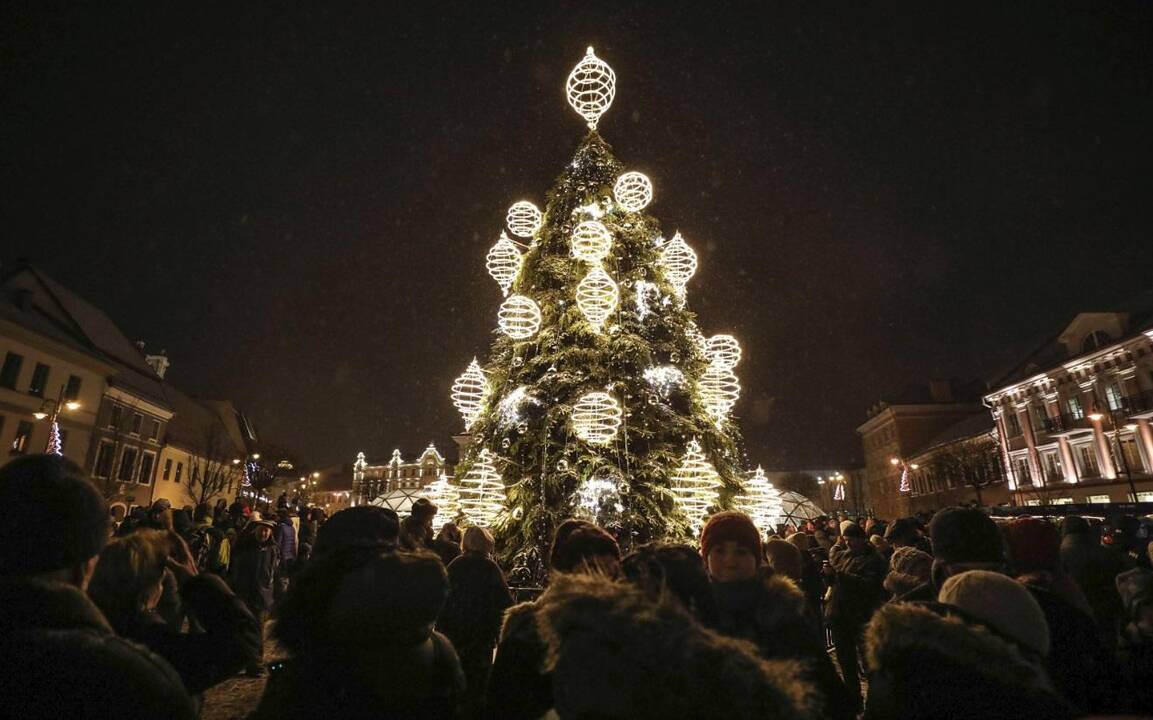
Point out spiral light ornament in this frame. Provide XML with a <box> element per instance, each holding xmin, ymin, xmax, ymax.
<box><xmin>660</xmin><ymin>232</ymin><xmax>698</xmax><ymax>291</ymax></box>
<box><xmin>576</xmin><ymin>265</ymin><xmax>619</xmax><ymax>330</ymax></box>
<box><xmin>699</xmin><ymin>364</ymin><xmax>740</xmax><ymax>420</ymax></box>
<box><xmin>566</xmin><ymin>47</ymin><xmax>616</xmax><ymax>129</ymax></box>
<box><xmin>451</xmin><ymin>358</ymin><xmax>488</xmax><ymax>430</ymax></box>
<box><xmin>735</xmin><ymin>466</ymin><xmax>783</xmax><ymax>534</ymax></box>
<box><xmin>458</xmin><ymin>450</ymin><xmax>506</xmax><ymax>527</ymax></box>
<box><xmin>506</xmin><ymin>201</ymin><xmax>543</xmax><ymax>239</ymax></box>
<box><xmin>571</xmin><ymin>390</ymin><xmax>623</xmax><ymax>446</ymax></box>
<box><xmin>613</xmin><ymin>172</ymin><xmax>653</xmax><ymax>212</ymax></box>
<box><xmin>570</xmin><ymin>220</ymin><xmax>613</xmax><ymax>263</ymax></box>
<box><xmin>423</xmin><ymin>473</ymin><xmax>461</xmax><ymax>532</ymax></box>
<box><xmin>498</xmin><ymin>294</ymin><xmax>542</xmax><ymax>340</ymax></box>
<box><xmin>704</xmin><ymin>334</ymin><xmax>742</xmax><ymax>370</ymax></box>
<box><xmin>670</xmin><ymin>439</ymin><xmax>721</xmax><ymax>533</ymax></box>
<box><xmin>486</xmin><ymin>231</ymin><xmax>522</xmax><ymax>296</ymax></box>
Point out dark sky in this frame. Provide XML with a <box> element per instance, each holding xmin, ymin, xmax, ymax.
<box><xmin>3</xmin><ymin>2</ymin><xmax>1152</xmax><ymax>469</ymax></box>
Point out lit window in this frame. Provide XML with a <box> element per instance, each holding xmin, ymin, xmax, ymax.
<box><xmin>1087</xmin><ymin>494</ymin><xmax>1111</xmax><ymax>504</ymax></box>
<box><xmin>1066</xmin><ymin>396</ymin><xmax>1084</xmax><ymax>420</ymax></box>
<box><xmin>1105</xmin><ymin>384</ymin><xmax>1124</xmax><ymax>412</ymax></box>
<box><xmin>10</xmin><ymin>420</ymin><xmax>33</xmax><ymax>454</ymax></box>
<box><xmin>1051</xmin><ymin>498</ymin><xmax>1073</xmax><ymax>505</ymax></box>
<box><xmin>1078</xmin><ymin>446</ymin><xmax>1100</xmax><ymax>477</ymax></box>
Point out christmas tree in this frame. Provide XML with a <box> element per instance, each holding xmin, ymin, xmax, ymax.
<box><xmin>451</xmin><ymin>48</ymin><xmax>751</xmax><ymax>578</ymax></box>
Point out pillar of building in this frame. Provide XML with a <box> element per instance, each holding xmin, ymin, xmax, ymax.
<box><xmin>1016</xmin><ymin>405</ymin><xmax>1043</xmax><ymax>487</ymax></box>
<box><xmin>1136</xmin><ymin>418</ymin><xmax>1153</xmax><ymax>474</ymax></box>
<box><xmin>1057</xmin><ymin>436</ymin><xmax>1079</xmax><ymax>483</ymax></box>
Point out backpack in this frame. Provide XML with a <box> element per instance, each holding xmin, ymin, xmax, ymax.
<box><xmin>188</xmin><ymin>526</ymin><xmax>225</xmax><ymax>574</ymax></box>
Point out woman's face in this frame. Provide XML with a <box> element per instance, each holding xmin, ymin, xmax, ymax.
<box><xmin>707</xmin><ymin>540</ymin><xmax>758</xmax><ymax>582</ymax></box>
<box><xmin>256</xmin><ymin>526</ymin><xmax>273</xmax><ymax>543</ymax></box>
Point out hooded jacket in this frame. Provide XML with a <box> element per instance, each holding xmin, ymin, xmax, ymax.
<box><xmin>0</xmin><ymin>578</ymin><xmax>196</xmax><ymax>719</ymax></box>
<box><xmin>864</xmin><ymin>602</ymin><xmax>1073</xmax><ymax>720</ymax></box>
<box><xmin>532</xmin><ymin>573</ymin><xmax>816</xmax><ymax>719</ymax></box>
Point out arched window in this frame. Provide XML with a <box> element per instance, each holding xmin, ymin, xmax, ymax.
<box><xmin>1081</xmin><ymin>330</ymin><xmax>1111</xmax><ymax>353</ymax></box>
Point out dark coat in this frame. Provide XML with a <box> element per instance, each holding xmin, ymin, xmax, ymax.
<box><xmin>712</xmin><ymin>569</ymin><xmax>855</xmax><ymax>719</ymax></box>
<box><xmin>1059</xmin><ymin>532</ymin><xmax>1130</xmax><ymax>643</ymax></box>
<box><xmin>230</xmin><ymin>536</ymin><xmax>280</xmax><ymax>612</ymax></box>
<box><xmin>863</xmin><ymin>601</ymin><xmax>1073</xmax><ymax>720</ymax></box>
<box><xmin>276</xmin><ymin>518</ymin><xmax>298</xmax><ymax>565</ymax></box>
<box><xmin>437</xmin><ymin>552</ymin><xmax>513</xmax><ymax>656</ymax></box>
<box><xmin>826</xmin><ymin>543</ymin><xmax>887</xmax><ymax>627</ymax></box>
<box><xmin>486</xmin><ymin>600</ymin><xmax>552</xmax><ymax>720</ymax></box>
<box><xmin>0</xmin><ymin>578</ymin><xmax>196</xmax><ymax>719</ymax></box>
<box><xmin>117</xmin><ymin>573</ymin><xmax>261</xmax><ymax>695</ymax></box>
<box><xmin>433</xmin><ymin>537</ymin><xmax>462</xmax><ymax>568</ymax></box>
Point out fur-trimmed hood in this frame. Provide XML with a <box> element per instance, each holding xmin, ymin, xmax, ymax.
<box><xmin>532</xmin><ymin>573</ymin><xmax>816</xmax><ymax>720</ymax></box>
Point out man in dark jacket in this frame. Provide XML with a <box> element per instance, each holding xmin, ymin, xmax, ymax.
<box><xmin>274</xmin><ymin>508</ymin><xmax>298</xmax><ymax>600</ymax></box>
<box><xmin>230</xmin><ymin>518</ymin><xmax>280</xmax><ymax>675</ymax></box>
<box><xmin>826</xmin><ymin>520</ymin><xmax>887</xmax><ymax>709</ymax></box>
<box><xmin>1060</xmin><ymin>515</ymin><xmax>1131</xmax><ymax>646</ymax></box>
<box><xmin>0</xmin><ymin>454</ymin><xmax>196</xmax><ymax>719</ymax></box>
<box><xmin>400</xmin><ymin>497</ymin><xmax>438</xmax><ymax>551</ymax></box>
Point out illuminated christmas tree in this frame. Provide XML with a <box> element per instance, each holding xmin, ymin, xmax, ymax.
<box><xmin>452</xmin><ymin>48</ymin><xmax>751</xmax><ymax>577</ymax></box>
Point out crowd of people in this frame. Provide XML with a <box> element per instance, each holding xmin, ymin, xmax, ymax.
<box><xmin>2</xmin><ymin>452</ymin><xmax>1153</xmax><ymax>719</ymax></box>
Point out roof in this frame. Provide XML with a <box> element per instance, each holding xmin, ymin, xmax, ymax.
<box><xmin>911</xmin><ymin>411</ymin><xmax>995</xmax><ymax>458</ymax></box>
<box><xmin>163</xmin><ymin>389</ymin><xmax>245</xmax><ymax>460</ymax></box>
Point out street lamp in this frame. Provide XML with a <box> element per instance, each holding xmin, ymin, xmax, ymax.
<box><xmin>34</xmin><ymin>384</ymin><xmax>81</xmax><ymax>455</ymax></box>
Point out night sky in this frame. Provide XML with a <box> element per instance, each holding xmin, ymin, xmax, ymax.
<box><xmin>4</xmin><ymin>2</ymin><xmax>1151</xmax><ymax>469</ymax></box>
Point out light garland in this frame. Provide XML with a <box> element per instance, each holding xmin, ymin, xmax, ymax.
<box><xmin>660</xmin><ymin>232</ymin><xmax>698</xmax><ymax>291</ymax></box>
<box><xmin>566</xmin><ymin>47</ymin><xmax>616</xmax><ymax>130</ymax></box>
<box><xmin>451</xmin><ymin>358</ymin><xmax>488</xmax><ymax>430</ymax></box>
<box><xmin>575</xmin><ymin>468</ymin><xmax>624</xmax><ymax>518</ymax></box>
<box><xmin>699</xmin><ymin>365</ymin><xmax>740</xmax><ymax>420</ymax></box>
<box><xmin>506</xmin><ymin>201</ymin><xmax>543</xmax><ymax>239</ymax></box>
<box><xmin>459</xmin><ymin>449</ymin><xmax>506</xmax><ymax>528</ymax></box>
<box><xmin>46</xmin><ymin>421</ymin><xmax>63</xmax><ymax>456</ymax></box>
<box><xmin>670</xmin><ymin>439</ymin><xmax>720</xmax><ymax>533</ymax></box>
<box><xmin>572</xmin><ymin>390</ymin><xmax>623</xmax><ymax>445</ymax></box>
<box><xmin>576</xmin><ymin>265</ymin><xmax>619</xmax><ymax>330</ymax></box>
<box><xmin>498</xmin><ymin>385</ymin><xmax>537</xmax><ymax>427</ymax></box>
<box><xmin>423</xmin><ymin>473</ymin><xmax>460</xmax><ymax>532</ymax></box>
<box><xmin>570</xmin><ymin>220</ymin><xmax>613</xmax><ymax>263</ymax></box>
<box><xmin>704</xmin><ymin>334</ymin><xmax>742</xmax><ymax>370</ymax></box>
<box><xmin>486</xmin><ymin>231</ymin><xmax>522</xmax><ymax>296</ymax></box>
<box><xmin>613</xmin><ymin>171</ymin><xmax>653</xmax><ymax>212</ymax></box>
<box><xmin>899</xmin><ymin>466</ymin><xmax>910</xmax><ymax>494</ymax></box>
<box><xmin>735</xmin><ymin>466</ymin><xmax>783</xmax><ymax>534</ymax></box>
<box><xmin>643</xmin><ymin>365</ymin><xmax>684</xmax><ymax>399</ymax></box>
<box><xmin>634</xmin><ymin>280</ymin><xmax>658</xmax><ymax>320</ymax></box>
<box><xmin>498</xmin><ymin>294</ymin><xmax>542</xmax><ymax>339</ymax></box>
<box><xmin>687</xmin><ymin>322</ymin><xmax>708</xmax><ymax>356</ymax></box>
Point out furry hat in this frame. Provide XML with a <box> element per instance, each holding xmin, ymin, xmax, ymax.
<box><xmin>929</xmin><ymin>507</ymin><xmax>1003</xmax><ymax>565</ymax></box>
<box><xmin>884</xmin><ymin>517</ymin><xmax>920</xmax><ymax>545</ymax></box>
<box><xmin>938</xmin><ymin>570</ymin><xmax>1050</xmax><ymax>657</ymax></box>
<box><xmin>700</xmin><ymin>511</ymin><xmax>763</xmax><ymax>564</ymax></box>
<box><xmin>884</xmin><ymin>546</ymin><xmax>932</xmax><ymax>597</ymax></box>
<box><xmin>550</xmin><ymin>519</ymin><xmax>620</xmax><ymax>573</ymax></box>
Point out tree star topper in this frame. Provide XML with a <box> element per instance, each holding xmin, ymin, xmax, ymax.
<box><xmin>567</xmin><ymin>47</ymin><xmax>616</xmax><ymax>130</ymax></box>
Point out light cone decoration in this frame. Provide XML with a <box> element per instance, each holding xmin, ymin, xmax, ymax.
<box><xmin>613</xmin><ymin>171</ymin><xmax>653</xmax><ymax>212</ymax></box>
<box><xmin>459</xmin><ymin>450</ymin><xmax>506</xmax><ymax>527</ymax></box>
<box><xmin>704</xmin><ymin>334</ymin><xmax>741</xmax><ymax>370</ymax></box>
<box><xmin>670</xmin><ymin>439</ymin><xmax>721</xmax><ymax>532</ymax></box>
<box><xmin>486</xmin><ymin>232</ymin><xmax>522</xmax><ymax>296</ymax></box>
<box><xmin>46</xmin><ymin>421</ymin><xmax>62</xmax><ymax>456</ymax></box>
<box><xmin>735</xmin><ymin>466</ymin><xmax>783</xmax><ymax>533</ymax></box>
<box><xmin>566</xmin><ymin>47</ymin><xmax>616</xmax><ymax>129</ymax></box>
<box><xmin>660</xmin><ymin>232</ymin><xmax>698</xmax><ymax>292</ymax></box>
<box><xmin>576</xmin><ymin>265</ymin><xmax>619</xmax><ymax>330</ymax></box>
<box><xmin>571</xmin><ymin>390</ymin><xmax>623</xmax><ymax>445</ymax></box>
<box><xmin>899</xmin><ymin>467</ymin><xmax>910</xmax><ymax>493</ymax></box>
<box><xmin>699</xmin><ymin>364</ymin><xmax>741</xmax><ymax>421</ymax></box>
<box><xmin>498</xmin><ymin>294</ymin><xmax>542</xmax><ymax>339</ymax></box>
<box><xmin>424</xmin><ymin>473</ymin><xmax>460</xmax><ymax>533</ymax></box>
<box><xmin>507</xmin><ymin>201</ymin><xmax>542</xmax><ymax>239</ymax></box>
<box><xmin>833</xmin><ymin>482</ymin><xmax>846</xmax><ymax>502</ymax></box>
<box><xmin>570</xmin><ymin>220</ymin><xmax>613</xmax><ymax>263</ymax></box>
<box><xmin>451</xmin><ymin>358</ymin><xmax>488</xmax><ymax>430</ymax></box>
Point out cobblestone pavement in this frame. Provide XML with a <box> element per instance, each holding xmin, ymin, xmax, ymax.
<box><xmin>202</xmin><ymin>623</ymin><xmax>282</xmax><ymax>720</ymax></box>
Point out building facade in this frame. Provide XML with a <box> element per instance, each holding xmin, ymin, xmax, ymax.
<box><xmin>351</xmin><ymin>443</ymin><xmax>453</xmax><ymax>507</ymax></box>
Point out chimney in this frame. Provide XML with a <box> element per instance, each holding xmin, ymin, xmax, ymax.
<box><xmin>928</xmin><ymin>379</ymin><xmax>954</xmax><ymax>404</ymax></box>
<box><xmin>146</xmin><ymin>350</ymin><xmax>171</xmax><ymax>380</ymax></box>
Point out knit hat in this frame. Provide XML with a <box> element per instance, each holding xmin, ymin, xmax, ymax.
<box><xmin>785</xmin><ymin>532</ymin><xmax>812</xmax><ymax>552</ymax></box>
<box><xmin>764</xmin><ymin>538</ymin><xmax>802</xmax><ymax>580</ymax></box>
<box><xmin>929</xmin><ymin>507</ymin><xmax>1004</xmax><ymax>565</ymax></box>
<box><xmin>550</xmin><ymin>519</ymin><xmax>621</xmax><ymax>573</ymax></box>
<box><xmin>700</xmin><ymin>511</ymin><xmax>763</xmax><ymax>565</ymax></box>
<box><xmin>938</xmin><ymin>570</ymin><xmax>1050</xmax><ymax>657</ymax></box>
<box><xmin>839</xmin><ymin>520</ymin><xmax>865</xmax><ymax>539</ymax></box>
<box><xmin>884</xmin><ymin>546</ymin><xmax>933</xmax><ymax>596</ymax></box>
<box><xmin>1003</xmin><ymin>517</ymin><xmax>1060</xmax><ymax>573</ymax></box>
<box><xmin>0</xmin><ymin>455</ymin><xmax>109</xmax><ymax>576</ymax></box>
<box><xmin>314</xmin><ymin>506</ymin><xmax>399</xmax><ymax>561</ymax></box>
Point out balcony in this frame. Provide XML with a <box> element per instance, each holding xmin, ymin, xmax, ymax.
<box><xmin>1049</xmin><ymin>413</ymin><xmax>1094</xmax><ymax>436</ymax></box>
<box><xmin>1121</xmin><ymin>390</ymin><xmax>1153</xmax><ymax>418</ymax></box>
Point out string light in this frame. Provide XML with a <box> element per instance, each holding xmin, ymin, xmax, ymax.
<box><xmin>486</xmin><ymin>231</ymin><xmax>522</xmax><ymax>296</ymax></box>
<box><xmin>735</xmin><ymin>466</ymin><xmax>783</xmax><ymax>533</ymax></box>
<box><xmin>634</xmin><ymin>280</ymin><xmax>659</xmax><ymax>320</ymax></box>
<box><xmin>699</xmin><ymin>365</ymin><xmax>740</xmax><ymax>420</ymax></box>
<box><xmin>669</xmin><ymin>439</ymin><xmax>720</xmax><ymax>533</ymax></box>
<box><xmin>498</xmin><ymin>385</ymin><xmax>537</xmax><ymax>427</ymax></box>
<box><xmin>506</xmin><ymin>201</ymin><xmax>543</xmax><ymax>239</ymax></box>
<box><xmin>899</xmin><ymin>466</ymin><xmax>910</xmax><ymax>493</ymax></box>
<box><xmin>704</xmin><ymin>334</ymin><xmax>741</xmax><ymax>370</ymax></box>
<box><xmin>833</xmin><ymin>481</ymin><xmax>846</xmax><ymax>502</ymax></box>
<box><xmin>572</xmin><ymin>390</ymin><xmax>623</xmax><ymax>445</ymax></box>
<box><xmin>498</xmin><ymin>294</ymin><xmax>542</xmax><ymax>339</ymax></box>
<box><xmin>660</xmin><ymin>232</ymin><xmax>698</xmax><ymax>291</ymax></box>
<box><xmin>451</xmin><ymin>358</ymin><xmax>488</xmax><ymax>430</ymax></box>
<box><xmin>570</xmin><ymin>220</ymin><xmax>613</xmax><ymax>263</ymax></box>
<box><xmin>613</xmin><ymin>171</ymin><xmax>653</xmax><ymax>212</ymax></box>
<box><xmin>566</xmin><ymin>47</ymin><xmax>616</xmax><ymax>130</ymax></box>
<box><xmin>459</xmin><ymin>449</ymin><xmax>506</xmax><ymax>528</ymax></box>
<box><xmin>575</xmin><ymin>468</ymin><xmax>624</xmax><ymax>518</ymax></box>
<box><xmin>423</xmin><ymin>473</ymin><xmax>460</xmax><ymax>532</ymax></box>
<box><xmin>576</xmin><ymin>265</ymin><xmax>619</xmax><ymax>330</ymax></box>
<box><xmin>643</xmin><ymin>365</ymin><xmax>684</xmax><ymax>398</ymax></box>
<box><xmin>46</xmin><ymin>421</ymin><xmax>62</xmax><ymax>456</ymax></box>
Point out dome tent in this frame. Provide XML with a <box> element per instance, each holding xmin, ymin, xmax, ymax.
<box><xmin>777</xmin><ymin>491</ymin><xmax>825</xmax><ymax>526</ymax></box>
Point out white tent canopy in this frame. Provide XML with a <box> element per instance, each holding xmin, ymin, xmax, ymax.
<box><xmin>777</xmin><ymin>491</ymin><xmax>825</xmax><ymax>526</ymax></box>
<box><xmin>369</xmin><ymin>488</ymin><xmax>422</xmax><ymax>515</ymax></box>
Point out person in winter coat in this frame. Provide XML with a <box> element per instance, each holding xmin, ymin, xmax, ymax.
<box><xmin>437</xmin><ymin>526</ymin><xmax>514</xmax><ymax>719</ymax></box>
<box><xmin>312</xmin><ymin>506</ymin><xmax>399</xmax><ymax>561</ymax></box>
<box><xmin>864</xmin><ymin>570</ymin><xmax>1073</xmax><ymax>720</ymax></box>
<box><xmin>229</xmin><ymin>518</ymin><xmax>280</xmax><ymax>675</ymax></box>
<box><xmin>1116</xmin><ymin>560</ymin><xmax>1153</xmax><ymax>714</ymax></box>
<box><xmin>0</xmin><ymin>454</ymin><xmax>196</xmax><ymax>719</ymax></box>
<box><xmin>899</xmin><ymin>506</ymin><xmax>1007</xmax><ymax>602</ymax></box>
<box><xmin>882</xmin><ymin>546</ymin><xmax>932</xmax><ymax>600</ymax></box>
<box><xmin>787</xmin><ymin>532</ymin><xmax>826</xmax><ymax>620</ymax></box>
<box><xmin>399</xmin><ymin>497</ymin><xmax>438</xmax><ymax>552</ymax></box>
<box><xmin>531</xmin><ymin>572</ymin><xmax>816</xmax><ymax>720</ymax></box>
<box><xmin>251</xmin><ymin>550</ymin><xmax>465</xmax><ymax>720</ymax></box>
<box><xmin>87</xmin><ymin>528</ymin><xmax>261</xmax><ymax>701</ymax></box>
<box><xmin>433</xmin><ymin>522</ymin><xmax>463</xmax><ymax>567</ymax></box>
<box><xmin>274</xmin><ymin>508</ymin><xmax>298</xmax><ymax>600</ymax></box>
<box><xmin>825</xmin><ymin>519</ymin><xmax>887</xmax><ymax>709</ymax></box>
<box><xmin>1060</xmin><ymin>515</ymin><xmax>1131</xmax><ymax>646</ymax></box>
<box><xmin>622</xmin><ymin>542</ymin><xmax>721</xmax><ymax>628</ymax></box>
<box><xmin>702</xmin><ymin>511</ymin><xmax>854</xmax><ymax>720</ymax></box>
<box><xmin>487</xmin><ymin>519</ymin><xmax>621</xmax><ymax>720</ymax></box>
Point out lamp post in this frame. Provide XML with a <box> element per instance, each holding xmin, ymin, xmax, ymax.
<box><xmin>33</xmin><ymin>384</ymin><xmax>81</xmax><ymax>455</ymax></box>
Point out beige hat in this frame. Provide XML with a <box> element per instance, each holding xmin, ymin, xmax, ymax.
<box><xmin>938</xmin><ymin>570</ymin><xmax>1050</xmax><ymax>657</ymax></box>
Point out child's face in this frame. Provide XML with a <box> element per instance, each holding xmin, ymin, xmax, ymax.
<box><xmin>708</xmin><ymin>540</ymin><xmax>758</xmax><ymax>582</ymax></box>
